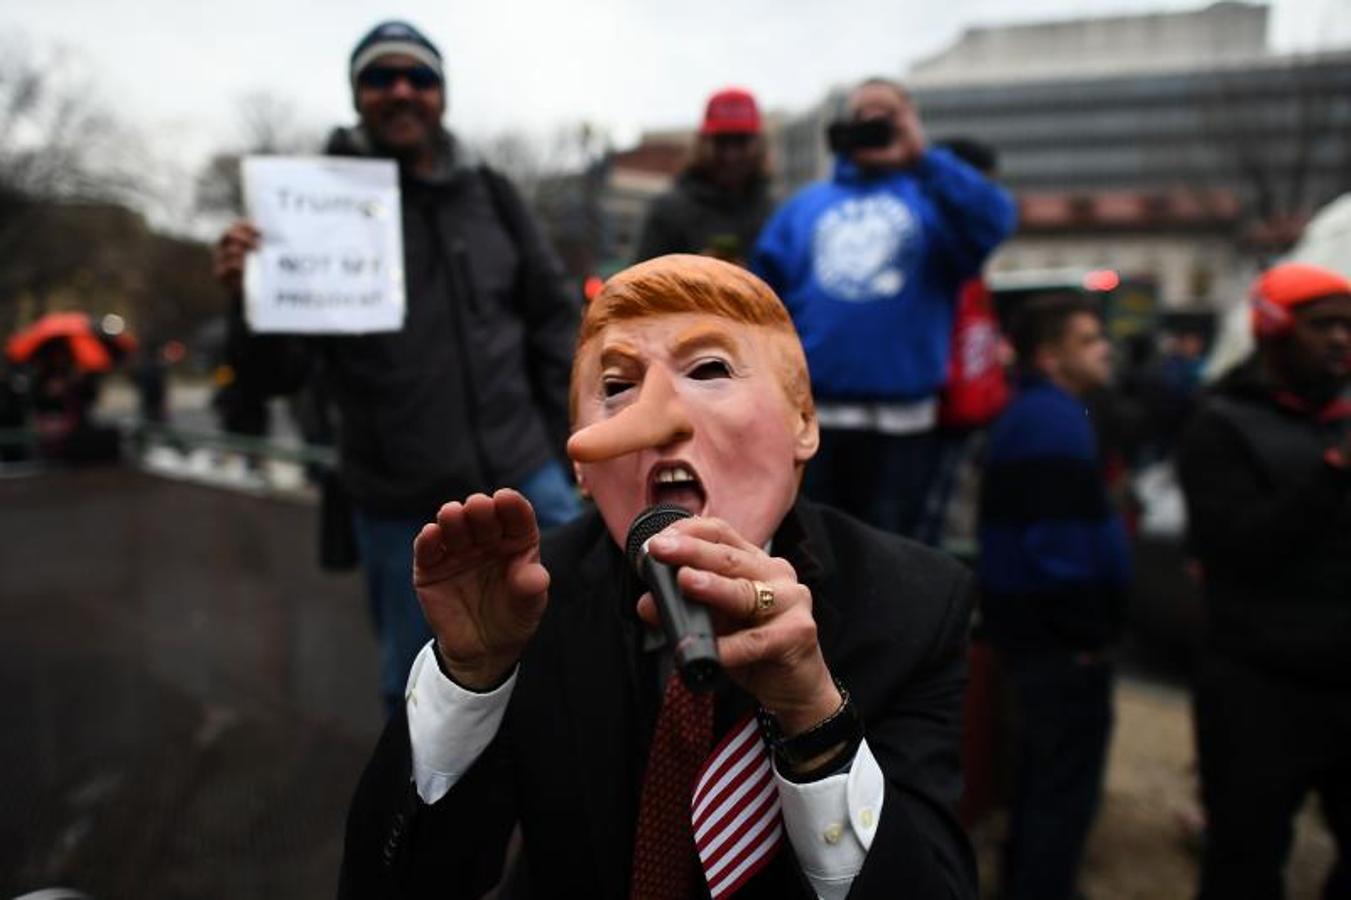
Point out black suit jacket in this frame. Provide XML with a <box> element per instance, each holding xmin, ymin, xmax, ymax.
<box><xmin>339</xmin><ymin>499</ymin><xmax>977</xmax><ymax>899</ymax></box>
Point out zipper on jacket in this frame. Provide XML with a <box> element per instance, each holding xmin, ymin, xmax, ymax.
<box><xmin>448</xmin><ymin>239</ymin><xmax>483</xmax><ymax>317</ymax></box>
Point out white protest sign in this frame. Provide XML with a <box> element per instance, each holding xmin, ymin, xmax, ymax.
<box><xmin>242</xmin><ymin>155</ymin><xmax>405</xmax><ymax>334</ymax></box>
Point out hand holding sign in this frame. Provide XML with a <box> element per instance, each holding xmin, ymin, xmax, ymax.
<box><xmin>241</xmin><ymin>156</ymin><xmax>406</xmax><ymax>334</ymax></box>
<box><xmin>214</xmin><ymin>221</ymin><xmax>260</xmax><ymax>295</ymax></box>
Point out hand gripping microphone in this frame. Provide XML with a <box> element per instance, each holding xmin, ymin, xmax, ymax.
<box><xmin>625</xmin><ymin>504</ymin><xmax>722</xmax><ymax>692</ymax></box>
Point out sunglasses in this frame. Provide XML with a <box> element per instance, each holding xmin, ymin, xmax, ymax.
<box><xmin>357</xmin><ymin>65</ymin><xmax>442</xmax><ymax>91</ymax></box>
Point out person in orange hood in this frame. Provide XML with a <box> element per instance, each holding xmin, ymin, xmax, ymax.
<box><xmin>1180</xmin><ymin>262</ymin><xmax>1351</xmax><ymax>900</ymax></box>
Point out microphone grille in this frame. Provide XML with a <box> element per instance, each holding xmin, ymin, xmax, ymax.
<box><xmin>625</xmin><ymin>504</ymin><xmax>693</xmax><ymax>570</ymax></box>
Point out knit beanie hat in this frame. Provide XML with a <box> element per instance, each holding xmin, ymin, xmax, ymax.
<box><xmin>1250</xmin><ymin>262</ymin><xmax>1351</xmax><ymax>338</ymax></box>
<box><xmin>350</xmin><ymin>21</ymin><xmax>443</xmax><ymax>89</ymax></box>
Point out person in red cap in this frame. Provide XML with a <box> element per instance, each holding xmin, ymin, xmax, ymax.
<box><xmin>1178</xmin><ymin>261</ymin><xmax>1351</xmax><ymax>899</ymax></box>
<box><xmin>633</xmin><ymin>87</ymin><xmax>773</xmax><ymax>265</ymax></box>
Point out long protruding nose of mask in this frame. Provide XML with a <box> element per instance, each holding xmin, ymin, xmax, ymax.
<box><xmin>567</xmin><ymin>366</ymin><xmax>694</xmax><ymax>463</ymax></box>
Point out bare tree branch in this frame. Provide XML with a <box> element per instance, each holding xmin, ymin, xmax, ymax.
<box><xmin>191</xmin><ymin>91</ymin><xmax>319</xmax><ymax>220</ymax></box>
<box><xmin>0</xmin><ymin>33</ymin><xmax>149</xmax><ymax>329</ymax></box>
<box><xmin>1196</xmin><ymin>55</ymin><xmax>1351</xmax><ymax>256</ymax></box>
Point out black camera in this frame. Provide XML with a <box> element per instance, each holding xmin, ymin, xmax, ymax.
<box><xmin>826</xmin><ymin>118</ymin><xmax>896</xmax><ymax>154</ymax></box>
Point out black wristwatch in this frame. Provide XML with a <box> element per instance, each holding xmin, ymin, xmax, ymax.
<box><xmin>757</xmin><ymin>679</ymin><xmax>864</xmax><ymax>776</ymax></box>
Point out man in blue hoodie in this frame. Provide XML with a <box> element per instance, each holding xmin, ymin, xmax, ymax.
<box><xmin>753</xmin><ymin>78</ymin><xmax>1017</xmax><ymax>537</ymax></box>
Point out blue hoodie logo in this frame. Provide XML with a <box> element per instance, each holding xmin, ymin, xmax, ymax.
<box><xmin>811</xmin><ymin>194</ymin><xmax>918</xmax><ymax>302</ymax></box>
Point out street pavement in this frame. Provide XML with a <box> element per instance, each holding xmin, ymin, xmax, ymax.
<box><xmin>1</xmin><ymin>467</ymin><xmax>381</xmax><ymax>900</ymax></box>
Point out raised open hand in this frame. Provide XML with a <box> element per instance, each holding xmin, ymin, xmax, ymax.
<box><xmin>413</xmin><ymin>489</ymin><xmax>550</xmax><ymax>690</ymax></box>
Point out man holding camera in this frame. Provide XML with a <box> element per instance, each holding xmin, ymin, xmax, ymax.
<box><xmin>752</xmin><ymin>78</ymin><xmax>1016</xmax><ymax>538</ymax></box>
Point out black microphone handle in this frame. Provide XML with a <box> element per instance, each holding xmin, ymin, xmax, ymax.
<box><xmin>639</xmin><ymin>552</ymin><xmax>722</xmax><ymax>692</ymax></box>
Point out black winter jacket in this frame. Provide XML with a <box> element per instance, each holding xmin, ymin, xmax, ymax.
<box><xmin>339</xmin><ymin>500</ymin><xmax>977</xmax><ymax>899</ymax></box>
<box><xmin>1178</xmin><ymin>358</ymin><xmax>1351</xmax><ymax>685</ymax></box>
<box><xmin>235</xmin><ymin>128</ymin><xmax>579</xmax><ymax>518</ymax></box>
<box><xmin>633</xmin><ymin>169</ymin><xmax>773</xmax><ymax>264</ymax></box>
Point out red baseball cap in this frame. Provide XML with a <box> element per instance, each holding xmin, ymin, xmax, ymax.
<box><xmin>700</xmin><ymin>88</ymin><xmax>761</xmax><ymax>136</ymax></box>
<box><xmin>1250</xmin><ymin>262</ymin><xmax>1351</xmax><ymax>338</ymax></box>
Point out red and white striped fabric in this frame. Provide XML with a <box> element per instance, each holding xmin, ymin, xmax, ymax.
<box><xmin>690</xmin><ymin>714</ymin><xmax>784</xmax><ymax>899</ymax></box>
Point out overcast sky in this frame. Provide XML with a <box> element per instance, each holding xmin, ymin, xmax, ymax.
<box><xmin>5</xmin><ymin>0</ymin><xmax>1350</xmax><ymax>217</ymax></box>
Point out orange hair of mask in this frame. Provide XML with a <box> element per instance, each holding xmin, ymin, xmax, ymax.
<box><xmin>569</xmin><ymin>254</ymin><xmax>814</xmax><ymax>429</ymax></box>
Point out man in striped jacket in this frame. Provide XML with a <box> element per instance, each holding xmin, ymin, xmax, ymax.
<box><xmin>978</xmin><ymin>293</ymin><xmax>1132</xmax><ymax>900</ymax></box>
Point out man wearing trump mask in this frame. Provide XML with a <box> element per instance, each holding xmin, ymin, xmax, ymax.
<box><xmin>339</xmin><ymin>255</ymin><xmax>976</xmax><ymax>899</ymax></box>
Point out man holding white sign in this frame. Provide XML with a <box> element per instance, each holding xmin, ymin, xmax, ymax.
<box><xmin>214</xmin><ymin>20</ymin><xmax>581</xmax><ymax>713</ymax></box>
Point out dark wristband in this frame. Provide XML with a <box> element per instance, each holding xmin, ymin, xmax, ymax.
<box><xmin>775</xmin><ymin>738</ymin><xmax>861</xmax><ymax>784</ymax></box>
<box><xmin>757</xmin><ymin>678</ymin><xmax>864</xmax><ymax>776</ymax></box>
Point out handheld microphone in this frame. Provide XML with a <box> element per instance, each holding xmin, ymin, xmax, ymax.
<box><xmin>625</xmin><ymin>504</ymin><xmax>722</xmax><ymax>692</ymax></box>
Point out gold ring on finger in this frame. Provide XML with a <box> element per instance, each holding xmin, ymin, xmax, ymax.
<box><xmin>751</xmin><ymin>579</ymin><xmax>776</xmax><ymax>616</ymax></box>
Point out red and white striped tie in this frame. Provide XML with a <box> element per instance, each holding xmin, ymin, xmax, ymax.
<box><xmin>691</xmin><ymin>713</ymin><xmax>784</xmax><ymax>899</ymax></box>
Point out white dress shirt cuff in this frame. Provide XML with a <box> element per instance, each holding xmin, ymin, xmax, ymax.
<box><xmin>405</xmin><ymin>641</ymin><xmax>516</xmax><ymax>805</ymax></box>
<box><xmin>774</xmin><ymin>737</ymin><xmax>885</xmax><ymax>900</ymax></box>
